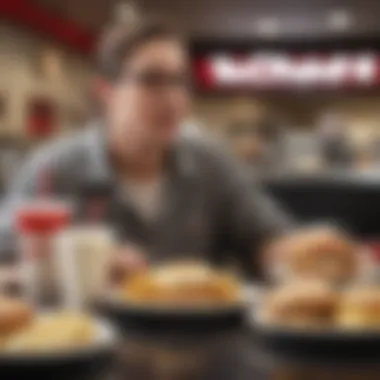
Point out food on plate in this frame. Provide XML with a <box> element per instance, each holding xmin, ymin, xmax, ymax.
<box><xmin>122</xmin><ymin>262</ymin><xmax>241</xmax><ymax>305</ymax></box>
<box><xmin>272</xmin><ymin>228</ymin><xmax>359</xmax><ymax>283</ymax></box>
<box><xmin>0</xmin><ymin>297</ymin><xmax>34</xmax><ymax>346</ymax></box>
<box><xmin>5</xmin><ymin>312</ymin><xmax>96</xmax><ymax>352</ymax></box>
<box><xmin>337</xmin><ymin>287</ymin><xmax>380</xmax><ymax>329</ymax></box>
<box><xmin>261</xmin><ymin>281</ymin><xmax>338</xmax><ymax>327</ymax></box>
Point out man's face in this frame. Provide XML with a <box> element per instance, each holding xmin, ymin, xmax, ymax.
<box><xmin>105</xmin><ymin>38</ymin><xmax>190</xmax><ymax>149</ymax></box>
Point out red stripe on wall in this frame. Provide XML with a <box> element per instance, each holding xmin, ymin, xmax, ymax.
<box><xmin>0</xmin><ymin>0</ymin><xmax>95</xmax><ymax>54</ymax></box>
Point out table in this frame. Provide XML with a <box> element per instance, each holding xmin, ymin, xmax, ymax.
<box><xmin>2</xmin><ymin>272</ymin><xmax>380</xmax><ymax>380</ymax></box>
<box><xmin>106</xmin><ymin>330</ymin><xmax>268</xmax><ymax>380</ymax></box>
<box><xmin>61</xmin><ymin>328</ymin><xmax>380</xmax><ymax>380</ymax></box>
<box><xmin>2</xmin><ymin>314</ymin><xmax>380</xmax><ymax>379</ymax></box>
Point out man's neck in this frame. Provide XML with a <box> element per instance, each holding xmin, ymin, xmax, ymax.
<box><xmin>110</xmin><ymin>139</ymin><xmax>165</xmax><ymax>183</ymax></box>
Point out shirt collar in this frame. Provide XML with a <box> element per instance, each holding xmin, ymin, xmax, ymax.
<box><xmin>85</xmin><ymin>121</ymin><xmax>197</xmax><ymax>184</ymax></box>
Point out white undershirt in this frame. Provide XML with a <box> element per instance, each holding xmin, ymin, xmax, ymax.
<box><xmin>124</xmin><ymin>178</ymin><xmax>164</xmax><ymax>222</ymax></box>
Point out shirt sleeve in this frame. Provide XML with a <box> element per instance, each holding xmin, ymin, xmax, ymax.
<box><xmin>212</xmin><ymin>147</ymin><xmax>294</xmax><ymax>273</ymax></box>
<box><xmin>0</xmin><ymin>149</ymin><xmax>58</xmax><ymax>260</ymax></box>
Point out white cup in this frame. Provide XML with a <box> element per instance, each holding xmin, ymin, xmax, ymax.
<box><xmin>54</xmin><ymin>226</ymin><xmax>115</xmax><ymax>309</ymax></box>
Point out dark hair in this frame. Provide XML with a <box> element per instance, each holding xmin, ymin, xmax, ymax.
<box><xmin>96</xmin><ymin>17</ymin><xmax>182</xmax><ymax>81</ymax></box>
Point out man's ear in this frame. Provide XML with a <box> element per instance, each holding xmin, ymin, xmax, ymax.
<box><xmin>92</xmin><ymin>76</ymin><xmax>112</xmax><ymax>104</ymax></box>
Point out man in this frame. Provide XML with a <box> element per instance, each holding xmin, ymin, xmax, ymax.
<box><xmin>317</xmin><ymin>112</ymin><xmax>353</xmax><ymax>168</ymax></box>
<box><xmin>0</xmin><ymin>18</ymin><xmax>346</xmax><ymax>278</ymax></box>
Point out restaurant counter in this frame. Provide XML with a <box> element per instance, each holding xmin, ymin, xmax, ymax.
<box><xmin>262</xmin><ymin>170</ymin><xmax>380</xmax><ymax>238</ymax></box>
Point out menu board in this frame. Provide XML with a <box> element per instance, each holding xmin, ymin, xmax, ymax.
<box><xmin>194</xmin><ymin>52</ymin><xmax>380</xmax><ymax>90</ymax></box>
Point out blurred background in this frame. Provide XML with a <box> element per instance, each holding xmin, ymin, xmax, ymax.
<box><xmin>2</xmin><ymin>0</ymin><xmax>380</xmax><ymax>237</ymax></box>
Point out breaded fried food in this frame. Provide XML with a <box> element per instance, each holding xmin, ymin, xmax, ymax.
<box><xmin>123</xmin><ymin>262</ymin><xmax>240</xmax><ymax>305</ymax></box>
<box><xmin>337</xmin><ymin>287</ymin><xmax>380</xmax><ymax>329</ymax></box>
<box><xmin>6</xmin><ymin>312</ymin><xmax>95</xmax><ymax>352</ymax></box>
<box><xmin>261</xmin><ymin>281</ymin><xmax>338</xmax><ymax>327</ymax></box>
<box><xmin>0</xmin><ymin>297</ymin><xmax>34</xmax><ymax>346</ymax></box>
<box><xmin>271</xmin><ymin>228</ymin><xmax>359</xmax><ymax>284</ymax></box>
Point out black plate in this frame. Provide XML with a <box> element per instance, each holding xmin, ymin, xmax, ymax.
<box><xmin>0</xmin><ymin>350</ymin><xmax>114</xmax><ymax>379</ymax></box>
<box><xmin>251</xmin><ymin>316</ymin><xmax>380</xmax><ymax>364</ymax></box>
<box><xmin>97</xmin><ymin>296</ymin><xmax>246</xmax><ymax>335</ymax></box>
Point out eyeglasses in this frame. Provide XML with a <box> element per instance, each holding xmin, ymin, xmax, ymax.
<box><xmin>121</xmin><ymin>70</ymin><xmax>192</xmax><ymax>91</ymax></box>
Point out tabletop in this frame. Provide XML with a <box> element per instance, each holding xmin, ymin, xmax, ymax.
<box><xmin>48</xmin><ymin>328</ymin><xmax>380</xmax><ymax>380</ymax></box>
<box><xmin>92</xmin><ymin>330</ymin><xmax>268</xmax><ymax>380</ymax></box>
<box><xmin>2</xmin><ymin>271</ymin><xmax>380</xmax><ymax>380</ymax></box>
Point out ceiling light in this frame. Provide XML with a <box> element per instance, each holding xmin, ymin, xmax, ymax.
<box><xmin>255</xmin><ymin>17</ymin><xmax>280</xmax><ymax>37</ymax></box>
<box><xmin>327</xmin><ymin>9</ymin><xmax>352</xmax><ymax>31</ymax></box>
<box><xmin>113</xmin><ymin>2</ymin><xmax>139</xmax><ymax>25</ymax></box>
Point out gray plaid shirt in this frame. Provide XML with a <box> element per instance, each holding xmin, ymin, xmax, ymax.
<box><xmin>0</xmin><ymin>123</ymin><xmax>291</xmax><ymax>272</ymax></box>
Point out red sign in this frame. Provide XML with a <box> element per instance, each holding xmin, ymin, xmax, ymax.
<box><xmin>26</xmin><ymin>97</ymin><xmax>57</xmax><ymax>138</ymax></box>
<box><xmin>194</xmin><ymin>53</ymin><xmax>380</xmax><ymax>90</ymax></box>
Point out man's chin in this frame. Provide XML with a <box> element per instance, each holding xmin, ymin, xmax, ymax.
<box><xmin>155</xmin><ymin>130</ymin><xmax>180</xmax><ymax>146</ymax></box>
<box><xmin>157</xmin><ymin>135</ymin><xmax>178</xmax><ymax>148</ymax></box>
